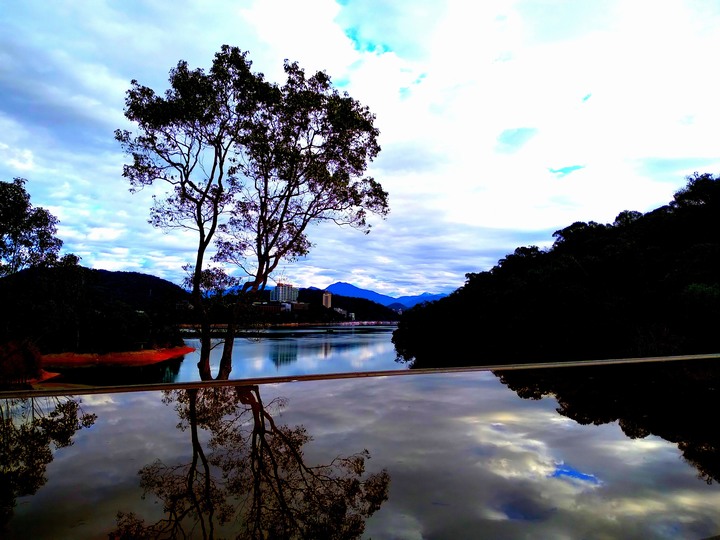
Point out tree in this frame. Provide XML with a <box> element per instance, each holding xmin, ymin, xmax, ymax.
<box><xmin>214</xmin><ymin>59</ymin><xmax>387</xmax><ymax>292</ymax></box>
<box><xmin>670</xmin><ymin>172</ymin><xmax>720</xmax><ymax>209</ymax></box>
<box><xmin>116</xmin><ymin>46</ymin><xmax>388</xmax><ymax>380</ymax></box>
<box><xmin>115</xmin><ymin>46</ymin><xmax>260</xmax><ymax>378</ymax></box>
<box><xmin>0</xmin><ymin>178</ymin><xmax>64</xmax><ymax>277</ymax></box>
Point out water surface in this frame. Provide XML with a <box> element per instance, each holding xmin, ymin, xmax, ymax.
<box><xmin>4</xmin><ymin>358</ymin><xmax>720</xmax><ymax>539</ymax></box>
<box><xmin>46</xmin><ymin>324</ymin><xmax>402</xmax><ymax>386</ymax></box>
<box><xmin>179</xmin><ymin>324</ymin><xmax>401</xmax><ymax>382</ymax></box>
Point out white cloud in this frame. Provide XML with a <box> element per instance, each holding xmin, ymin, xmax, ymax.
<box><xmin>2</xmin><ymin>0</ymin><xmax>719</xmax><ymax>295</ymax></box>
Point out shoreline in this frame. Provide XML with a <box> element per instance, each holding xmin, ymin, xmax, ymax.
<box><xmin>42</xmin><ymin>345</ymin><xmax>196</xmax><ymax>369</ymax></box>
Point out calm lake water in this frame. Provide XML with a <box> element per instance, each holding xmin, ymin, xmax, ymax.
<box><xmin>47</xmin><ymin>324</ymin><xmax>403</xmax><ymax>386</ymax></box>
<box><xmin>4</xmin><ymin>356</ymin><xmax>720</xmax><ymax>539</ymax></box>
<box><xmin>179</xmin><ymin>324</ymin><xmax>403</xmax><ymax>382</ymax></box>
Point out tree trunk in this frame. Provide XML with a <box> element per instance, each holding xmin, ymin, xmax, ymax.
<box><xmin>218</xmin><ymin>318</ymin><xmax>235</xmax><ymax>381</ymax></box>
<box><xmin>197</xmin><ymin>319</ymin><xmax>213</xmax><ymax>381</ymax></box>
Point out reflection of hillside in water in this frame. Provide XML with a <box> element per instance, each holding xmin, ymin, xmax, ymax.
<box><xmin>495</xmin><ymin>359</ymin><xmax>720</xmax><ymax>484</ymax></box>
<box><xmin>52</xmin><ymin>357</ymin><xmax>184</xmax><ymax>386</ymax></box>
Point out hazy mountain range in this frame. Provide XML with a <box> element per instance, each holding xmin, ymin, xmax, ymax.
<box><xmin>314</xmin><ymin>282</ymin><xmax>447</xmax><ymax>309</ymax></box>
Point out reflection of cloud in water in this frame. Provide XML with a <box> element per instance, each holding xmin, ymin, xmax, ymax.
<box><xmin>14</xmin><ymin>368</ymin><xmax>720</xmax><ymax>539</ymax></box>
<box><xmin>80</xmin><ymin>394</ymin><xmax>118</xmax><ymax>406</ymax></box>
<box><xmin>595</xmin><ymin>436</ymin><xmax>678</xmax><ymax>464</ymax></box>
<box><xmin>460</xmin><ymin>412</ymin><xmax>603</xmax><ymax>511</ymax></box>
<box><xmin>275</xmin><ymin>373</ymin><xmax>720</xmax><ymax>539</ymax></box>
<box><xmin>294</xmin><ymin>340</ymin><xmax>392</xmax><ymax>363</ymax></box>
<box><xmin>251</xmin><ymin>359</ymin><xmax>265</xmax><ymax>371</ymax></box>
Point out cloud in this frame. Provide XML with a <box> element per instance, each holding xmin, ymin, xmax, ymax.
<box><xmin>2</xmin><ymin>0</ymin><xmax>720</xmax><ymax>296</ymax></box>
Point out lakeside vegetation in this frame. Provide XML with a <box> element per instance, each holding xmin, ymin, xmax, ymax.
<box><xmin>393</xmin><ymin>173</ymin><xmax>720</xmax><ymax>368</ymax></box>
<box><xmin>0</xmin><ymin>263</ymin><xmax>398</xmax><ymax>385</ymax></box>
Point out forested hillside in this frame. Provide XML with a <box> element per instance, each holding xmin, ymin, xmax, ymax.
<box><xmin>299</xmin><ymin>288</ymin><xmax>400</xmax><ymax>321</ymax></box>
<box><xmin>393</xmin><ymin>173</ymin><xmax>720</xmax><ymax>367</ymax></box>
<box><xmin>0</xmin><ymin>266</ymin><xmax>188</xmax><ymax>354</ymax></box>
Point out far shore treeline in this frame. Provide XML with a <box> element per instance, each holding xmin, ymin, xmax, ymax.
<box><xmin>0</xmin><ymin>265</ymin><xmax>399</xmax><ymax>356</ymax></box>
<box><xmin>393</xmin><ymin>172</ymin><xmax>720</xmax><ymax>368</ymax></box>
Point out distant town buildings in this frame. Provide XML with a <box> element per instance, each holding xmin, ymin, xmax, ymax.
<box><xmin>271</xmin><ymin>283</ymin><xmax>299</xmax><ymax>303</ymax></box>
<box><xmin>251</xmin><ymin>286</ymin><xmax>354</xmax><ymax>321</ymax></box>
<box><xmin>334</xmin><ymin>307</ymin><xmax>355</xmax><ymax>321</ymax></box>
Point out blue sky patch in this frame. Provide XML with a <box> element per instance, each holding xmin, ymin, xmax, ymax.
<box><xmin>398</xmin><ymin>73</ymin><xmax>427</xmax><ymax>99</ymax></box>
<box><xmin>549</xmin><ymin>165</ymin><xmax>585</xmax><ymax>177</ymax></box>
<box><xmin>496</xmin><ymin>128</ymin><xmax>537</xmax><ymax>153</ymax></box>
<box><xmin>640</xmin><ymin>157</ymin><xmax>719</xmax><ymax>180</ymax></box>
<box><xmin>344</xmin><ymin>26</ymin><xmax>391</xmax><ymax>53</ymax></box>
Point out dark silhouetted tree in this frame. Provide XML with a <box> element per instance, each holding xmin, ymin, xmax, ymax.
<box><xmin>0</xmin><ymin>178</ymin><xmax>65</xmax><ymax>277</ymax></box>
<box><xmin>117</xmin><ymin>46</ymin><xmax>388</xmax><ymax>381</ymax></box>
<box><xmin>115</xmin><ymin>46</ymin><xmax>260</xmax><ymax>379</ymax></box>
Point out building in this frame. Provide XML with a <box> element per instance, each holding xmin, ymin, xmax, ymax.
<box><xmin>271</xmin><ymin>283</ymin><xmax>298</xmax><ymax>303</ymax></box>
<box><xmin>322</xmin><ymin>291</ymin><xmax>332</xmax><ymax>309</ymax></box>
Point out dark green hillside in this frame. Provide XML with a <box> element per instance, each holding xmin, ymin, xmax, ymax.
<box><xmin>0</xmin><ymin>266</ymin><xmax>189</xmax><ymax>354</ymax></box>
<box><xmin>298</xmin><ymin>289</ymin><xmax>400</xmax><ymax>322</ymax></box>
<box><xmin>393</xmin><ymin>172</ymin><xmax>720</xmax><ymax>368</ymax></box>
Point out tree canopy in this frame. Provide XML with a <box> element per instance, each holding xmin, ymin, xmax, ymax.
<box><xmin>116</xmin><ymin>45</ymin><xmax>388</xmax><ymax>379</ymax></box>
<box><xmin>0</xmin><ymin>178</ymin><xmax>64</xmax><ymax>277</ymax></box>
<box><xmin>214</xmin><ymin>59</ymin><xmax>387</xmax><ymax>292</ymax></box>
<box><xmin>393</xmin><ymin>172</ymin><xmax>720</xmax><ymax>367</ymax></box>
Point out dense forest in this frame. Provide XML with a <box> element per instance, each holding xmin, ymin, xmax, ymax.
<box><xmin>0</xmin><ymin>266</ymin><xmax>189</xmax><ymax>355</ymax></box>
<box><xmin>393</xmin><ymin>173</ymin><xmax>720</xmax><ymax>368</ymax></box>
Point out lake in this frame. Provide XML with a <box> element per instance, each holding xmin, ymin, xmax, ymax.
<box><xmin>45</xmin><ymin>324</ymin><xmax>404</xmax><ymax>386</ymax></box>
<box><xmin>3</xmin><ymin>356</ymin><xmax>720</xmax><ymax>539</ymax></box>
<box><xmin>179</xmin><ymin>324</ymin><xmax>403</xmax><ymax>382</ymax></box>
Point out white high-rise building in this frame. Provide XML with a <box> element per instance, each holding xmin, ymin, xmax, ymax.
<box><xmin>271</xmin><ymin>283</ymin><xmax>299</xmax><ymax>303</ymax></box>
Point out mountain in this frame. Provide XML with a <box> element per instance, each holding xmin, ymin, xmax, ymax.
<box><xmin>395</xmin><ymin>292</ymin><xmax>449</xmax><ymax>308</ymax></box>
<box><xmin>325</xmin><ymin>282</ymin><xmax>447</xmax><ymax>309</ymax></box>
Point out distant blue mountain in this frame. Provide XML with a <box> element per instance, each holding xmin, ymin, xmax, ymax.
<box><xmin>325</xmin><ymin>282</ymin><xmax>447</xmax><ymax>309</ymax></box>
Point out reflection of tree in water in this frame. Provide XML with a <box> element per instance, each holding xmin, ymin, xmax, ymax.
<box><xmin>0</xmin><ymin>396</ymin><xmax>96</xmax><ymax>530</ymax></box>
<box><xmin>112</xmin><ymin>385</ymin><xmax>390</xmax><ymax>539</ymax></box>
<box><xmin>495</xmin><ymin>359</ymin><xmax>720</xmax><ymax>483</ymax></box>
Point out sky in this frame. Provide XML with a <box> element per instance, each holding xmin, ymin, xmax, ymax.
<box><xmin>2</xmin><ymin>0</ymin><xmax>720</xmax><ymax>297</ymax></box>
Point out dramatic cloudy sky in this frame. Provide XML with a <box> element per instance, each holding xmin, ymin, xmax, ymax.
<box><xmin>2</xmin><ymin>1</ymin><xmax>719</xmax><ymax>296</ymax></box>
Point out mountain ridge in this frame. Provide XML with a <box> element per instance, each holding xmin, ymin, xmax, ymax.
<box><xmin>324</xmin><ymin>282</ymin><xmax>447</xmax><ymax>309</ymax></box>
